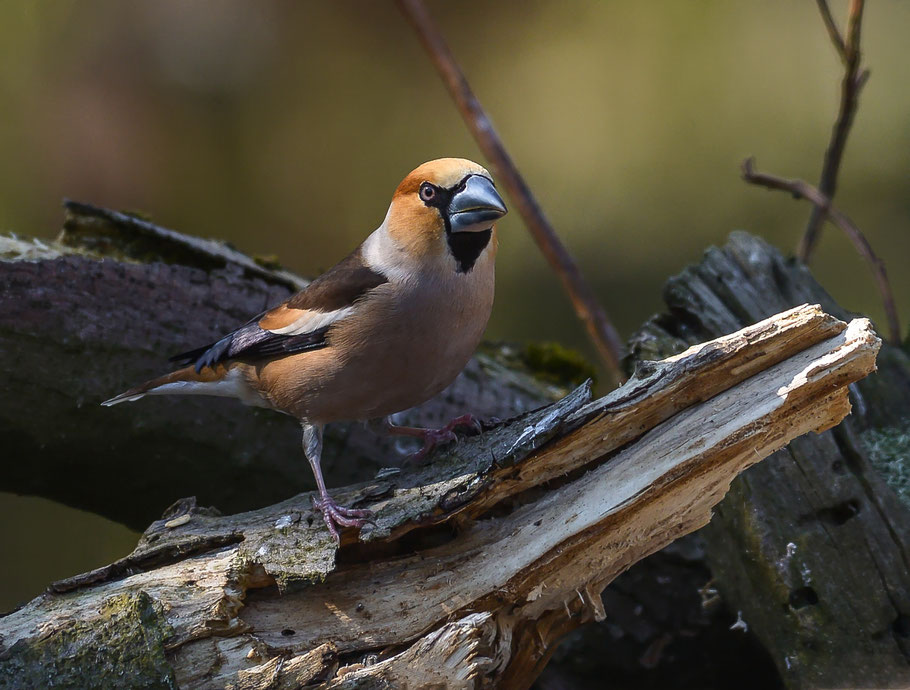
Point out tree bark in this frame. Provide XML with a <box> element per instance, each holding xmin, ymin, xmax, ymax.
<box><xmin>627</xmin><ymin>231</ymin><xmax>910</xmax><ymax>689</ymax></box>
<box><xmin>0</xmin><ymin>303</ymin><xmax>879</xmax><ymax>689</ymax></box>
<box><xmin>0</xmin><ymin>203</ymin><xmax>566</xmax><ymax>530</ymax></box>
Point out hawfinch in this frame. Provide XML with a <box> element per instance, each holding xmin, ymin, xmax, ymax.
<box><xmin>104</xmin><ymin>158</ymin><xmax>507</xmax><ymax>540</ymax></box>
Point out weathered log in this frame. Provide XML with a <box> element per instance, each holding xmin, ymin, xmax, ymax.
<box><xmin>0</xmin><ymin>203</ymin><xmax>572</xmax><ymax>530</ymax></box>
<box><xmin>0</xmin><ymin>304</ymin><xmax>880</xmax><ymax>689</ymax></box>
<box><xmin>627</xmin><ymin>231</ymin><xmax>910</xmax><ymax>688</ymax></box>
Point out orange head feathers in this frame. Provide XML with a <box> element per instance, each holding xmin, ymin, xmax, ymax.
<box><xmin>383</xmin><ymin>158</ymin><xmax>506</xmax><ymax>272</ymax></box>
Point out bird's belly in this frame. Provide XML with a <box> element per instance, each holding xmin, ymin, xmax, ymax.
<box><xmin>254</xmin><ymin>279</ymin><xmax>493</xmax><ymax>424</ymax></box>
<box><xmin>337</xmin><ymin>333</ymin><xmax>469</xmax><ymax>419</ymax></box>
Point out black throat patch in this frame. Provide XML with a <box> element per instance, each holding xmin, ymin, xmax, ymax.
<box><xmin>447</xmin><ymin>229</ymin><xmax>492</xmax><ymax>273</ymax></box>
<box><xmin>421</xmin><ymin>175</ymin><xmax>493</xmax><ymax>273</ymax></box>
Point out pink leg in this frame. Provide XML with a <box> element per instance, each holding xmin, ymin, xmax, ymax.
<box><xmin>302</xmin><ymin>423</ymin><xmax>372</xmax><ymax>542</ymax></box>
<box><xmin>382</xmin><ymin>414</ymin><xmax>483</xmax><ymax>464</ymax></box>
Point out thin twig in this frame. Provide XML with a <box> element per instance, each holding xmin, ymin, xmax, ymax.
<box><xmin>815</xmin><ymin>0</ymin><xmax>847</xmax><ymax>60</ymax></box>
<box><xmin>800</xmin><ymin>0</ymin><xmax>868</xmax><ymax>262</ymax></box>
<box><xmin>743</xmin><ymin>158</ymin><xmax>900</xmax><ymax>344</ymax></box>
<box><xmin>395</xmin><ymin>0</ymin><xmax>626</xmax><ymax>385</ymax></box>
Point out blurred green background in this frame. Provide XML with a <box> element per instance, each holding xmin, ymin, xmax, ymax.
<box><xmin>1</xmin><ymin>0</ymin><xmax>908</xmax><ymax>612</ymax></box>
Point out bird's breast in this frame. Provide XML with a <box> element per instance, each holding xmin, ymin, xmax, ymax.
<box><xmin>256</xmin><ymin>258</ymin><xmax>495</xmax><ymax>424</ymax></box>
<box><xmin>354</xmin><ymin>262</ymin><xmax>495</xmax><ymax>391</ymax></box>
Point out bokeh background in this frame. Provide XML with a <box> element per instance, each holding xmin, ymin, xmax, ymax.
<box><xmin>1</xmin><ymin>0</ymin><xmax>908</xmax><ymax>612</ymax></box>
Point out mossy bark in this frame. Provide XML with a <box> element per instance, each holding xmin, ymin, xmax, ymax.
<box><xmin>0</xmin><ymin>592</ymin><xmax>177</xmax><ymax>690</ymax></box>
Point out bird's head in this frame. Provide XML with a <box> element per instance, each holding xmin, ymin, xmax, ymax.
<box><xmin>384</xmin><ymin>158</ymin><xmax>507</xmax><ymax>273</ymax></box>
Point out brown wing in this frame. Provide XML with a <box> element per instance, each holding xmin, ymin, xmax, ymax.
<box><xmin>171</xmin><ymin>246</ymin><xmax>388</xmax><ymax>372</ymax></box>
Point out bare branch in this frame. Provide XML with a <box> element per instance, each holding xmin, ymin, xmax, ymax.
<box><xmin>800</xmin><ymin>0</ymin><xmax>867</xmax><ymax>262</ymax></box>
<box><xmin>395</xmin><ymin>0</ymin><xmax>626</xmax><ymax>385</ymax></box>
<box><xmin>743</xmin><ymin>158</ymin><xmax>900</xmax><ymax>344</ymax></box>
<box><xmin>815</xmin><ymin>0</ymin><xmax>847</xmax><ymax>60</ymax></box>
<box><xmin>844</xmin><ymin>0</ymin><xmax>866</xmax><ymax>64</ymax></box>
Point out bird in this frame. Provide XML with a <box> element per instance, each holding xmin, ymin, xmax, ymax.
<box><xmin>103</xmin><ymin>158</ymin><xmax>507</xmax><ymax>541</ymax></box>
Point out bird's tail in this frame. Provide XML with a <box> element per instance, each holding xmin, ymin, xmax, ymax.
<box><xmin>101</xmin><ymin>365</ymin><xmax>238</xmax><ymax>407</ymax></box>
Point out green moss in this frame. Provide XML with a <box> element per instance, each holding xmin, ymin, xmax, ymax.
<box><xmin>477</xmin><ymin>341</ymin><xmax>595</xmax><ymax>394</ymax></box>
<box><xmin>119</xmin><ymin>208</ymin><xmax>154</xmax><ymax>222</ymax></box>
<box><xmin>471</xmin><ymin>345</ymin><xmax>562</xmax><ymax>402</ymax></box>
<box><xmin>0</xmin><ymin>592</ymin><xmax>177</xmax><ymax>689</ymax></box>
<box><xmin>860</xmin><ymin>424</ymin><xmax>910</xmax><ymax>507</ymax></box>
<box><xmin>252</xmin><ymin>254</ymin><xmax>284</xmax><ymax>271</ymax></box>
<box><xmin>521</xmin><ymin>342</ymin><xmax>597</xmax><ymax>387</ymax></box>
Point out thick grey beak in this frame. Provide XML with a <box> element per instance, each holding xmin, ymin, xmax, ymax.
<box><xmin>448</xmin><ymin>175</ymin><xmax>507</xmax><ymax>233</ymax></box>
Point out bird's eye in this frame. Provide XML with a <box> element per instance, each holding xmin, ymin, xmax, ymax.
<box><xmin>419</xmin><ymin>183</ymin><xmax>436</xmax><ymax>202</ymax></box>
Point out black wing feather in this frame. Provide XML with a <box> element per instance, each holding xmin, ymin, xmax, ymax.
<box><xmin>169</xmin><ymin>244</ymin><xmax>385</xmax><ymax>372</ymax></box>
<box><xmin>170</xmin><ymin>323</ymin><xmax>330</xmax><ymax>372</ymax></box>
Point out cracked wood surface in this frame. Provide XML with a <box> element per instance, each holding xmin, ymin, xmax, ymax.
<box><xmin>0</xmin><ymin>304</ymin><xmax>880</xmax><ymax>689</ymax></box>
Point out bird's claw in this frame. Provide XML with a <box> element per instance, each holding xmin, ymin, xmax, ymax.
<box><xmin>313</xmin><ymin>495</ymin><xmax>373</xmax><ymax>542</ymax></box>
<box><xmin>407</xmin><ymin>414</ymin><xmax>483</xmax><ymax>465</ymax></box>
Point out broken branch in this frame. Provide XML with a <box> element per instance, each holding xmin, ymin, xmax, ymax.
<box><xmin>800</xmin><ymin>0</ymin><xmax>868</xmax><ymax>261</ymax></box>
<box><xmin>0</xmin><ymin>305</ymin><xmax>880</xmax><ymax>689</ymax></box>
<box><xmin>815</xmin><ymin>0</ymin><xmax>847</xmax><ymax>60</ymax></box>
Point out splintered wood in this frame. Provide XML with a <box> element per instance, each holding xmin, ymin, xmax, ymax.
<box><xmin>0</xmin><ymin>305</ymin><xmax>880</xmax><ymax>690</ymax></box>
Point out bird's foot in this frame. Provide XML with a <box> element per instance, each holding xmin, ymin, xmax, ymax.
<box><xmin>313</xmin><ymin>495</ymin><xmax>373</xmax><ymax>543</ymax></box>
<box><xmin>408</xmin><ymin>414</ymin><xmax>483</xmax><ymax>464</ymax></box>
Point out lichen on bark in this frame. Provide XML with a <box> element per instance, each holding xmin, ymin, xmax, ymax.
<box><xmin>0</xmin><ymin>592</ymin><xmax>176</xmax><ymax>690</ymax></box>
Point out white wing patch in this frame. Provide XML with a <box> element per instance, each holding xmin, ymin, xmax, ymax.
<box><xmin>267</xmin><ymin>307</ymin><xmax>355</xmax><ymax>335</ymax></box>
